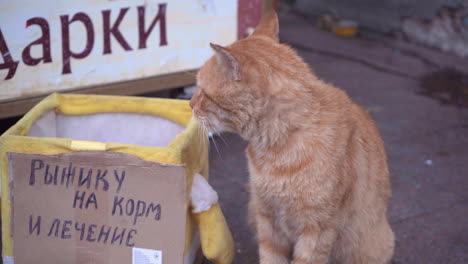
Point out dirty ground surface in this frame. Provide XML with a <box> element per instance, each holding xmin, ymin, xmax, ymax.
<box><xmin>204</xmin><ymin>11</ymin><xmax>468</xmax><ymax>264</ymax></box>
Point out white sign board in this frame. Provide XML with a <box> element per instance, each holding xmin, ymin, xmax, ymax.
<box><xmin>0</xmin><ymin>0</ymin><xmax>237</xmax><ymax>101</ymax></box>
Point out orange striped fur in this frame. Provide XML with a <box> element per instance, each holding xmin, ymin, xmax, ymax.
<box><xmin>190</xmin><ymin>11</ymin><xmax>394</xmax><ymax>264</ymax></box>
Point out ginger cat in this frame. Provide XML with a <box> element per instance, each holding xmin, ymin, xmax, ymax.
<box><xmin>190</xmin><ymin>11</ymin><xmax>394</xmax><ymax>264</ymax></box>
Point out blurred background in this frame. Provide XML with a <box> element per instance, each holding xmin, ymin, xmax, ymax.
<box><xmin>1</xmin><ymin>0</ymin><xmax>467</xmax><ymax>263</ymax></box>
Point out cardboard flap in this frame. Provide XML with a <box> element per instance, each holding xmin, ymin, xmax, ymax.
<box><xmin>7</xmin><ymin>151</ymin><xmax>187</xmax><ymax>264</ymax></box>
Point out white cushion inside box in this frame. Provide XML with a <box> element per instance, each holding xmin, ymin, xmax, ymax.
<box><xmin>29</xmin><ymin>111</ymin><xmax>185</xmax><ymax>147</ymax></box>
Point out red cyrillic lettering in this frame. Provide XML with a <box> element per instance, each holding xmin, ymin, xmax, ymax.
<box><xmin>138</xmin><ymin>3</ymin><xmax>167</xmax><ymax>49</ymax></box>
<box><xmin>22</xmin><ymin>17</ymin><xmax>52</xmax><ymax>66</ymax></box>
<box><xmin>60</xmin><ymin>13</ymin><xmax>94</xmax><ymax>74</ymax></box>
<box><xmin>0</xmin><ymin>29</ymin><xmax>19</xmax><ymax>80</ymax></box>
<box><xmin>102</xmin><ymin>8</ymin><xmax>132</xmax><ymax>54</ymax></box>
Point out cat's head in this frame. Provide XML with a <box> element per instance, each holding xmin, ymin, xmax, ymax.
<box><xmin>190</xmin><ymin>11</ymin><xmax>285</xmax><ymax>137</ymax></box>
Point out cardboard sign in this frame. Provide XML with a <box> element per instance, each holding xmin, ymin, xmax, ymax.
<box><xmin>0</xmin><ymin>0</ymin><xmax>237</xmax><ymax>101</ymax></box>
<box><xmin>8</xmin><ymin>151</ymin><xmax>187</xmax><ymax>264</ymax></box>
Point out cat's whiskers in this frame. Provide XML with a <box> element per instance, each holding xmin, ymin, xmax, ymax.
<box><xmin>198</xmin><ymin>119</ymin><xmax>208</xmax><ymax>148</ymax></box>
<box><xmin>204</xmin><ymin>118</ymin><xmax>223</xmax><ymax>159</ymax></box>
<box><xmin>196</xmin><ymin>121</ymin><xmax>204</xmax><ymax>148</ymax></box>
<box><xmin>216</xmin><ymin>132</ymin><xmax>228</xmax><ymax>146</ymax></box>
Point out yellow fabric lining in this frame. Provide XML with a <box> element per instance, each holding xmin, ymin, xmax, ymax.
<box><xmin>0</xmin><ymin>93</ymin><xmax>234</xmax><ymax>264</ymax></box>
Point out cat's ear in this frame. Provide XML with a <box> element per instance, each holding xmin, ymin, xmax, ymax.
<box><xmin>251</xmin><ymin>10</ymin><xmax>279</xmax><ymax>42</ymax></box>
<box><xmin>210</xmin><ymin>43</ymin><xmax>241</xmax><ymax>81</ymax></box>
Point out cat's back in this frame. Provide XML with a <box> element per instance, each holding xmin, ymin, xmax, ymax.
<box><xmin>313</xmin><ymin>81</ymin><xmax>382</xmax><ymax>140</ymax></box>
<box><xmin>311</xmin><ymin>81</ymin><xmax>389</xmax><ymax>176</ymax></box>
<box><xmin>325</xmin><ymin>84</ymin><xmax>391</xmax><ymax>197</ymax></box>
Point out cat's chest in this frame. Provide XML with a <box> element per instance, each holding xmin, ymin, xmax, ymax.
<box><xmin>250</xmin><ymin>175</ymin><xmax>306</xmax><ymax>232</ymax></box>
<box><xmin>248</xmin><ymin>157</ymin><xmax>292</xmax><ymax>188</ymax></box>
<box><xmin>248</xmin><ymin>164</ymin><xmax>301</xmax><ymax>203</ymax></box>
<box><xmin>246</xmin><ymin>155</ymin><xmax>321</xmax><ymax>210</ymax></box>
